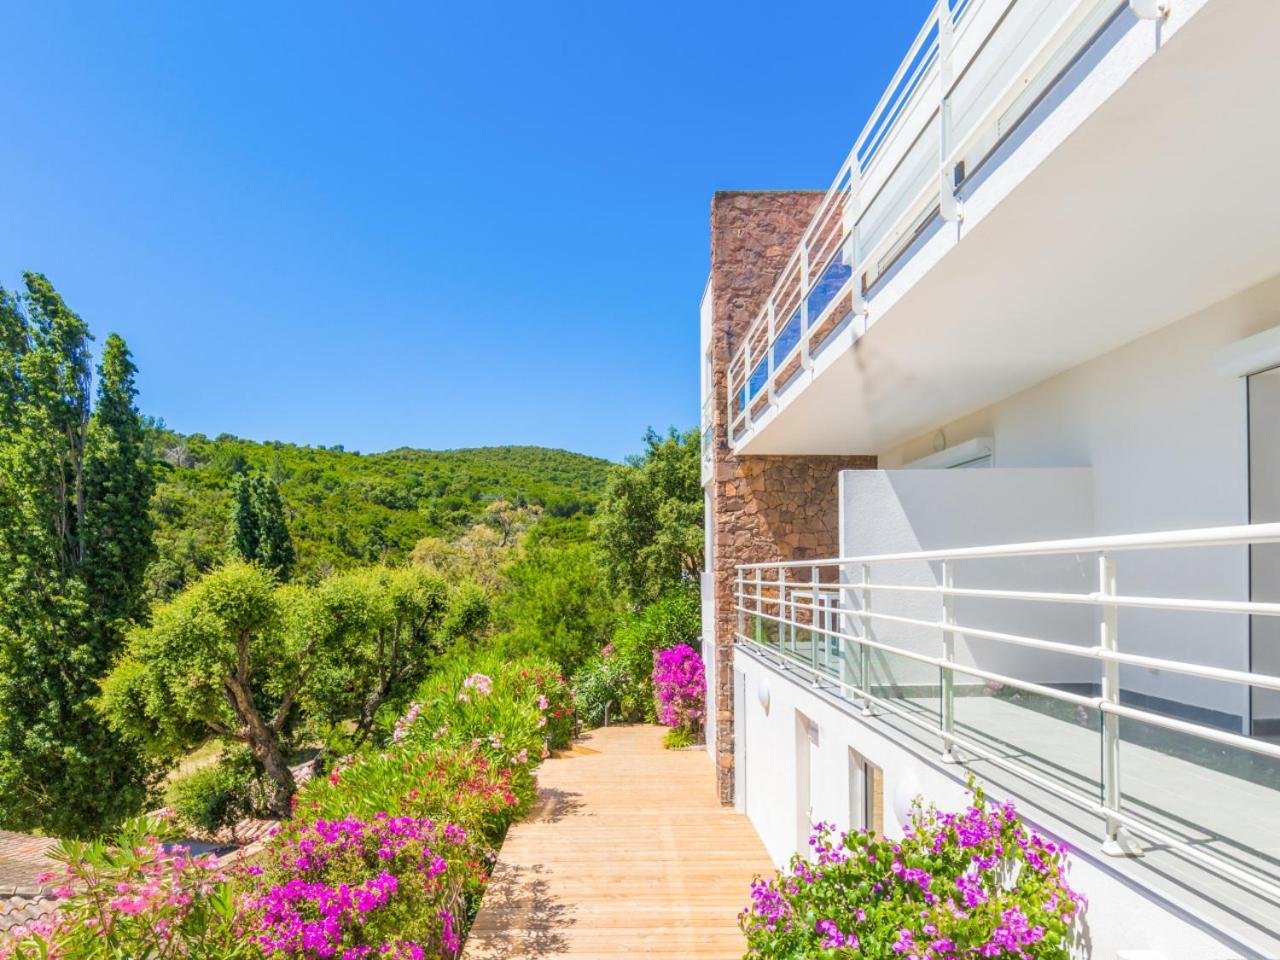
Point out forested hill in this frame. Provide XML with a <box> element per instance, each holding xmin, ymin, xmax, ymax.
<box><xmin>145</xmin><ymin>428</ymin><xmax>613</xmax><ymax>596</ymax></box>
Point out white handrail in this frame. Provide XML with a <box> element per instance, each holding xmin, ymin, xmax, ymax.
<box><xmin>738</xmin><ymin>520</ymin><xmax>1280</xmax><ymax>568</ymax></box>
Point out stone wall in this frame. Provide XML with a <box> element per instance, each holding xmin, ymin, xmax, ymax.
<box><xmin>706</xmin><ymin>191</ymin><xmax>877</xmax><ymax>803</ymax></box>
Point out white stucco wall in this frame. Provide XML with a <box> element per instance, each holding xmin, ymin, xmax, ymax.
<box><xmin>839</xmin><ymin>468</ymin><xmax>1096</xmax><ymax>690</ymax></box>
<box><xmin>734</xmin><ymin>646</ymin><xmax>1266</xmax><ymax>960</ymax></box>
<box><xmin>873</xmin><ymin>273</ymin><xmax>1280</xmax><ymax>725</ymax></box>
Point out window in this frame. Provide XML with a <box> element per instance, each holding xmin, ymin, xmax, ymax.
<box><xmin>848</xmin><ymin>748</ymin><xmax>884</xmax><ymax>835</ymax></box>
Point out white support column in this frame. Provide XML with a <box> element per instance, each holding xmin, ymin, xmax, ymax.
<box><xmin>940</xmin><ymin>559</ymin><xmax>957</xmax><ymax>763</ymax></box>
<box><xmin>1099</xmin><ymin>552</ymin><xmax>1141</xmax><ymax>856</ymax></box>
<box><xmin>937</xmin><ymin>0</ymin><xmax>963</xmax><ymax>224</ymax></box>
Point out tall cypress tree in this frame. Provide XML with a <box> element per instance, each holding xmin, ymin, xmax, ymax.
<box><xmin>0</xmin><ymin>274</ymin><xmax>158</xmax><ymax>836</ymax></box>
<box><xmin>227</xmin><ymin>472</ymin><xmax>295</xmax><ymax>581</ymax></box>
<box><xmin>227</xmin><ymin>471</ymin><xmax>259</xmax><ymax>561</ymax></box>
<box><xmin>250</xmin><ymin>474</ymin><xmax>295</xmax><ymax>580</ymax></box>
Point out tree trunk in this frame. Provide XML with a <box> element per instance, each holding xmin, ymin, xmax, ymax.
<box><xmin>224</xmin><ymin>676</ymin><xmax>295</xmax><ymax>816</ymax></box>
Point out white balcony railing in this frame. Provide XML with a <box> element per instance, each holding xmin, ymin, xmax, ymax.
<box><xmin>735</xmin><ymin>521</ymin><xmax>1280</xmax><ymax>906</ymax></box>
<box><xmin>727</xmin><ymin>0</ymin><xmax>1133</xmax><ymax>443</ymax></box>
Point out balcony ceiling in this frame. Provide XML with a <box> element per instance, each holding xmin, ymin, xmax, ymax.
<box><xmin>738</xmin><ymin>0</ymin><xmax>1280</xmax><ymax>456</ymax></box>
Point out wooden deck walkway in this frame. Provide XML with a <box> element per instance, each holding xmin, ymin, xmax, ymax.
<box><xmin>461</xmin><ymin>724</ymin><xmax>773</xmax><ymax>959</ymax></box>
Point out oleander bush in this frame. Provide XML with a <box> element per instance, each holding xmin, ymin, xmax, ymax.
<box><xmin>739</xmin><ymin>782</ymin><xmax>1085</xmax><ymax>959</ymax></box>
<box><xmin>0</xmin><ymin>815</ymin><xmax>245</xmax><ymax>960</ymax></box>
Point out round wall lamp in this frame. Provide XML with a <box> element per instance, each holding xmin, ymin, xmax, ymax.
<box><xmin>757</xmin><ymin>678</ymin><xmax>771</xmax><ymax>714</ymax></box>
<box><xmin>893</xmin><ymin>771</ymin><xmax>921</xmax><ymax>826</ymax></box>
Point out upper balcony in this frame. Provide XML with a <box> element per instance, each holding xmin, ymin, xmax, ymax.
<box><xmin>727</xmin><ymin>0</ymin><xmax>1280</xmax><ymax>455</ymax></box>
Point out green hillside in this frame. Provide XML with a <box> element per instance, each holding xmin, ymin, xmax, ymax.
<box><xmin>145</xmin><ymin>428</ymin><xmax>613</xmax><ymax>597</ymax></box>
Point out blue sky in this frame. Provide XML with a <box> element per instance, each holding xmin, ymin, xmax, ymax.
<box><xmin>0</xmin><ymin>2</ymin><xmax>927</xmax><ymax>461</ymax></box>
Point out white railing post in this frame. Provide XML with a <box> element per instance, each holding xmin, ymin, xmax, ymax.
<box><xmin>940</xmin><ymin>559</ymin><xmax>957</xmax><ymax>763</ymax></box>
<box><xmin>811</xmin><ymin>565</ymin><xmax>821</xmax><ymax>676</ymax></box>
<box><xmin>778</xmin><ymin>566</ymin><xmax>788</xmax><ymax>653</ymax></box>
<box><xmin>842</xmin><ymin>179</ymin><xmax>867</xmax><ymax>323</ymax></box>
<box><xmin>937</xmin><ymin>0</ymin><xmax>963</xmax><ymax>224</ymax></box>
<box><xmin>800</xmin><ymin>248</ymin><xmax>812</xmax><ymax>371</ymax></box>
<box><xmin>840</xmin><ymin>560</ymin><xmax>858</xmax><ymax>689</ymax></box>
<box><xmin>1099</xmin><ymin>553</ymin><xmax>1140</xmax><ymax>856</ymax></box>
<box><xmin>859</xmin><ymin>562</ymin><xmax>873</xmax><ymax>715</ymax></box>
<box><xmin>737</xmin><ymin>566</ymin><xmax>746</xmax><ymax>640</ymax></box>
<box><xmin>767</xmin><ymin>299</ymin><xmax>778</xmax><ymax>403</ymax></box>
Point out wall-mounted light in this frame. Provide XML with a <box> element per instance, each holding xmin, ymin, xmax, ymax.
<box><xmin>893</xmin><ymin>771</ymin><xmax>921</xmax><ymax>826</ymax></box>
<box><xmin>757</xmin><ymin>678</ymin><xmax>771</xmax><ymax>713</ymax></box>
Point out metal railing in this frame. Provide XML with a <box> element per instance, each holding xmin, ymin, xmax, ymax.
<box><xmin>727</xmin><ymin>0</ymin><xmax>1132</xmax><ymax>443</ymax></box>
<box><xmin>735</xmin><ymin>521</ymin><xmax>1280</xmax><ymax>903</ymax></box>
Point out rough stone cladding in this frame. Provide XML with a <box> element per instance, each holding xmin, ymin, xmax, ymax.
<box><xmin>706</xmin><ymin>192</ymin><xmax>877</xmax><ymax>803</ymax></box>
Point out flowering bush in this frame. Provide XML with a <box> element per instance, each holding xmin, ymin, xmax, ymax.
<box><xmin>1</xmin><ymin>653</ymin><xmax>578</xmax><ymax>960</ymax></box>
<box><xmin>651</xmin><ymin>643</ymin><xmax>705</xmax><ymax>735</ymax></box>
<box><xmin>0</xmin><ymin>816</ymin><xmax>245</xmax><ymax>960</ymax></box>
<box><xmin>297</xmin><ymin>741</ymin><xmax>529</xmax><ymax>849</ymax></box>
<box><xmin>740</xmin><ymin>782</ymin><xmax>1084</xmax><ymax>959</ymax></box>
<box><xmin>394</xmin><ymin>654</ymin><xmax>574</xmax><ymax>767</ymax></box>
<box><xmin>239</xmin><ymin>815</ymin><xmax>478</xmax><ymax>959</ymax></box>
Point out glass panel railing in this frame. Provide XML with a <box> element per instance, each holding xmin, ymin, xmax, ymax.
<box><xmin>1118</xmin><ymin>713</ymin><xmax>1280</xmax><ymax>920</ymax></box>
<box><xmin>805</xmin><ymin>252</ymin><xmax>853</xmax><ymax>325</ymax></box>
<box><xmin>867</xmin><ymin>646</ymin><xmax>940</xmax><ymax>724</ymax></box>
<box><xmin>771</xmin><ymin>309</ymin><xmax>802</xmax><ymax>369</ymax></box>
<box><xmin>748</xmin><ymin>358</ymin><xmax>768</xmax><ymax>400</ymax></box>
<box><xmin>952</xmin><ymin>668</ymin><xmax>1103</xmax><ymax>802</ymax></box>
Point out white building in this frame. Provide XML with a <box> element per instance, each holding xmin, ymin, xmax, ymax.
<box><xmin>699</xmin><ymin>1</ymin><xmax>1280</xmax><ymax>956</ymax></box>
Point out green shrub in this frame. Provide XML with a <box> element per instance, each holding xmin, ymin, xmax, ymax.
<box><xmin>165</xmin><ymin>750</ymin><xmax>264</xmax><ymax>835</ymax></box>
<box><xmin>491</xmin><ymin>542</ymin><xmax>619</xmax><ymax>674</ymax></box>
<box><xmin>571</xmin><ymin>655</ymin><xmax>633</xmax><ymax>727</ymax></box>
<box><xmin>663</xmin><ymin>727</ymin><xmax>696</xmax><ymax>750</ymax></box>
<box><xmin>577</xmin><ymin>585</ymin><xmax>700</xmax><ymax>727</ymax></box>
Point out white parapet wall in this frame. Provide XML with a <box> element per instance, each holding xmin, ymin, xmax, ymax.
<box><xmin>732</xmin><ymin>644</ymin><xmax>1273</xmax><ymax>959</ymax></box>
<box><xmin>839</xmin><ymin>467</ymin><xmax>1098</xmax><ymax>692</ymax></box>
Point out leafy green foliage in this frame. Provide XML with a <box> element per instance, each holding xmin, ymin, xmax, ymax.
<box><xmin>662</xmin><ymin>727</ymin><xmax>696</xmax><ymax>750</ymax></box>
<box><xmin>146</xmin><ymin>432</ymin><xmax>612</xmax><ymax>599</ymax></box>
<box><xmin>491</xmin><ymin>542</ymin><xmax>619</xmax><ymax>675</ymax></box>
<box><xmin>99</xmin><ymin>561</ymin><xmax>303</xmax><ymax>814</ymax></box>
<box><xmin>592</xmin><ymin>427</ymin><xmax>702</xmax><ymax>607</ymax></box>
<box><xmin>0</xmin><ymin>275</ymin><xmax>159</xmax><ymax>836</ymax></box>
<box><xmin>573</xmin><ymin>584</ymin><xmax>700</xmax><ymax>727</ymax></box>
<box><xmin>297</xmin><ymin>565</ymin><xmax>487</xmax><ymax>746</ymax></box>
<box><xmin>164</xmin><ymin>750</ymin><xmax>264</xmax><ymax>835</ymax></box>
<box><xmin>227</xmin><ymin>472</ymin><xmax>296</xmax><ymax>580</ymax></box>
<box><xmin>299</xmin><ymin>652</ymin><xmax>573</xmax><ymax>844</ymax></box>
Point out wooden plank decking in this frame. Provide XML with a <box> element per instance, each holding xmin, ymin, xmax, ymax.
<box><xmin>462</xmin><ymin>724</ymin><xmax>773</xmax><ymax>959</ymax></box>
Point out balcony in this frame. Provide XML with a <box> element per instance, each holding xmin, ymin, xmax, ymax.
<box><xmin>734</xmin><ymin>520</ymin><xmax>1280</xmax><ymax>947</ymax></box>
<box><xmin>727</xmin><ymin>0</ymin><xmax>1280</xmax><ymax>455</ymax></box>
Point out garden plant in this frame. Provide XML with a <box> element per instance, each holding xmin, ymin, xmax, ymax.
<box><xmin>739</xmin><ymin>781</ymin><xmax>1085</xmax><ymax>959</ymax></box>
<box><xmin>651</xmin><ymin>642</ymin><xmax>706</xmax><ymax>748</ymax></box>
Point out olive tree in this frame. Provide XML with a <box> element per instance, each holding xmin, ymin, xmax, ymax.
<box><xmin>300</xmin><ymin>566</ymin><xmax>479</xmax><ymax>746</ymax></box>
<box><xmin>99</xmin><ymin>561</ymin><xmax>332</xmax><ymax>814</ymax></box>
